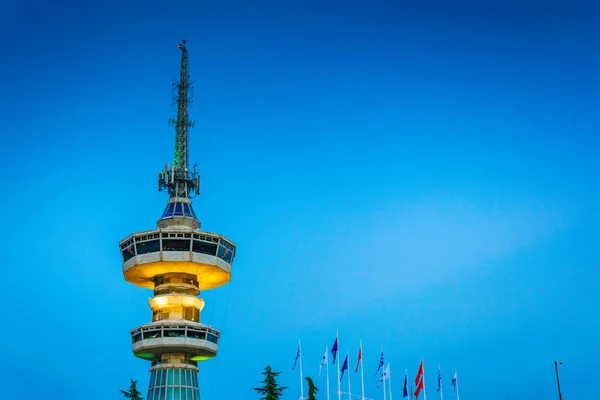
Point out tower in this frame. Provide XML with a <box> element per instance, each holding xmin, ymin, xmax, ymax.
<box><xmin>118</xmin><ymin>41</ymin><xmax>236</xmax><ymax>400</ymax></box>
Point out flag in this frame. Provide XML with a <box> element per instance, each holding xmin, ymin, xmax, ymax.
<box><xmin>375</xmin><ymin>348</ymin><xmax>384</xmax><ymax>375</ymax></box>
<box><xmin>292</xmin><ymin>346</ymin><xmax>300</xmax><ymax>370</ymax></box>
<box><xmin>331</xmin><ymin>337</ymin><xmax>339</xmax><ymax>364</ymax></box>
<box><xmin>451</xmin><ymin>370</ymin><xmax>457</xmax><ymax>394</ymax></box>
<box><xmin>403</xmin><ymin>370</ymin><xmax>408</xmax><ymax>398</ymax></box>
<box><xmin>414</xmin><ymin>361</ymin><xmax>424</xmax><ymax>400</ymax></box>
<box><xmin>340</xmin><ymin>354</ymin><xmax>349</xmax><ymax>380</ymax></box>
<box><xmin>378</xmin><ymin>363</ymin><xmax>390</xmax><ymax>387</ymax></box>
<box><xmin>415</xmin><ymin>375</ymin><xmax>424</xmax><ymax>399</ymax></box>
<box><xmin>414</xmin><ymin>361</ymin><xmax>424</xmax><ymax>386</ymax></box>
<box><xmin>319</xmin><ymin>348</ymin><xmax>328</xmax><ymax>376</ymax></box>
<box><xmin>437</xmin><ymin>365</ymin><xmax>442</xmax><ymax>392</ymax></box>
<box><xmin>354</xmin><ymin>346</ymin><xmax>362</xmax><ymax>373</ymax></box>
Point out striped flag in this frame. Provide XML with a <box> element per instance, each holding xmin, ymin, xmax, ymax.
<box><xmin>319</xmin><ymin>348</ymin><xmax>328</xmax><ymax>376</ymax></box>
<box><xmin>355</xmin><ymin>346</ymin><xmax>362</xmax><ymax>373</ymax></box>
<box><xmin>414</xmin><ymin>361</ymin><xmax>425</xmax><ymax>399</ymax></box>
<box><xmin>375</xmin><ymin>348</ymin><xmax>384</xmax><ymax>375</ymax></box>
<box><xmin>292</xmin><ymin>346</ymin><xmax>300</xmax><ymax>370</ymax></box>
<box><xmin>378</xmin><ymin>363</ymin><xmax>390</xmax><ymax>387</ymax></box>
<box><xmin>451</xmin><ymin>370</ymin><xmax>458</xmax><ymax>394</ymax></box>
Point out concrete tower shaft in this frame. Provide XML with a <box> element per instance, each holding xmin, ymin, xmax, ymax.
<box><xmin>119</xmin><ymin>41</ymin><xmax>236</xmax><ymax>400</ymax></box>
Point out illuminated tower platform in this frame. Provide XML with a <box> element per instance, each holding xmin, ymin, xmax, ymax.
<box><xmin>118</xmin><ymin>41</ymin><xmax>236</xmax><ymax>400</ymax></box>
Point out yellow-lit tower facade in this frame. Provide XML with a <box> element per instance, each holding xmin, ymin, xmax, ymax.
<box><xmin>118</xmin><ymin>40</ymin><xmax>236</xmax><ymax>400</ymax></box>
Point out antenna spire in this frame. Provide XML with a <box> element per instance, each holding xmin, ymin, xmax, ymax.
<box><xmin>159</xmin><ymin>40</ymin><xmax>200</xmax><ymax>199</ymax></box>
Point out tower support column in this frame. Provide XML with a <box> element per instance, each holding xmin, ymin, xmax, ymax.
<box><xmin>147</xmin><ymin>363</ymin><xmax>201</xmax><ymax>400</ymax></box>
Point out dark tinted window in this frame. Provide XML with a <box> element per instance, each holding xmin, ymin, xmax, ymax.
<box><xmin>217</xmin><ymin>245</ymin><xmax>233</xmax><ymax>263</ymax></box>
<box><xmin>162</xmin><ymin>239</ymin><xmax>190</xmax><ymax>251</ymax></box>
<box><xmin>122</xmin><ymin>246</ymin><xmax>135</xmax><ymax>262</ymax></box>
<box><xmin>165</xmin><ymin>329</ymin><xmax>185</xmax><ymax>338</ymax></box>
<box><xmin>207</xmin><ymin>333</ymin><xmax>219</xmax><ymax>343</ymax></box>
<box><xmin>137</xmin><ymin>239</ymin><xmax>160</xmax><ymax>255</ymax></box>
<box><xmin>192</xmin><ymin>241</ymin><xmax>217</xmax><ymax>255</ymax></box>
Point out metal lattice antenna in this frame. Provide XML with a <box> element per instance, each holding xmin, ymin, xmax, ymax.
<box><xmin>158</xmin><ymin>40</ymin><xmax>200</xmax><ymax>199</ymax></box>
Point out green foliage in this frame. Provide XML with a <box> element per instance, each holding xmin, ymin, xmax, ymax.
<box><xmin>254</xmin><ymin>365</ymin><xmax>287</xmax><ymax>400</ymax></box>
<box><xmin>305</xmin><ymin>377</ymin><xmax>319</xmax><ymax>400</ymax></box>
<box><xmin>120</xmin><ymin>379</ymin><xmax>144</xmax><ymax>400</ymax></box>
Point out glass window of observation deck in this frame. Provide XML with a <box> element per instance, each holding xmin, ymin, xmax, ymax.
<box><xmin>165</xmin><ymin>328</ymin><xmax>185</xmax><ymax>338</ymax></box>
<box><xmin>122</xmin><ymin>245</ymin><xmax>135</xmax><ymax>262</ymax></box>
<box><xmin>188</xmin><ymin>330</ymin><xmax>206</xmax><ymax>340</ymax></box>
<box><xmin>137</xmin><ymin>239</ymin><xmax>160</xmax><ymax>255</ymax></box>
<box><xmin>217</xmin><ymin>245</ymin><xmax>233</xmax><ymax>263</ymax></box>
<box><xmin>207</xmin><ymin>332</ymin><xmax>219</xmax><ymax>343</ymax></box>
<box><xmin>162</xmin><ymin>239</ymin><xmax>191</xmax><ymax>251</ymax></box>
<box><xmin>192</xmin><ymin>240</ymin><xmax>217</xmax><ymax>255</ymax></box>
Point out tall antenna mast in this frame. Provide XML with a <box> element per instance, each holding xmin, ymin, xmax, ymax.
<box><xmin>159</xmin><ymin>39</ymin><xmax>200</xmax><ymax>199</ymax></box>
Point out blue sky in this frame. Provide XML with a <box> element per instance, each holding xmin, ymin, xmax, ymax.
<box><xmin>1</xmin><ymin>0</ymin><xmax>599</xmax><ymax>399</ymax></box>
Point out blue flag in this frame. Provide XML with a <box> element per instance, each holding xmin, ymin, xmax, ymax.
<box><xmin>292</xmin><ymin>346</ymin><xmax>300</xmax><ymax>370</ymax></box>
<box><xmin>437</xmin><ymin>366</ymin><xmax>442</xmax><ymax>392</ymax></box>
<box><xmin>340</xmin><ymin>354</ymin><xmax>349</xmax><ymax>381</ymax></box>
<box><xmin>403</xmin><ymin>371</ymin><xmax>408</xmax><ymax>398</ymax></box>
<box><xmin>331</xmin><ymin>338</ymin><xmax>338</xmax><ymax>364</ymax></box>
<box><xmin>375</xmin><ymin>349</ymin><xmax>384</xmax><ymax>375</ymax></box>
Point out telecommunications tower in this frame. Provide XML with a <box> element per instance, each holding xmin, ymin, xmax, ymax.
<box><xmin>118</xmin><ymin>40</ymin><xmax>236</xmax><ymax>400</ymax></box>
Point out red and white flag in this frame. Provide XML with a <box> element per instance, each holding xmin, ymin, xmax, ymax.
<box><xmin>414</xmin><ymin>360</ymin><xmax>425</xmax><ymax>399</ymax></box>
<box><xmin>354</xmin><ymin>346</ymin><xmax>362</xmax><ymax>372</ymax></box>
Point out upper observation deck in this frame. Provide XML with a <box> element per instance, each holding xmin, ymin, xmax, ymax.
<box><xmin>119</xmin><ymin>228</ymin><xmax>236</xmax><ymax>290</ymax></box>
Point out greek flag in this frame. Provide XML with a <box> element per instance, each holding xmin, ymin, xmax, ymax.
<box><xmin>292</xmin><ymin>346</ymin><xmax>300</xmax><ymax>370</ymax></box>
<box><xmin>451</xmin><ymin>370</ymin><xmax>457</xmax><ymax>394</ymax></box>
<box><xmin>375</xmin><ymin>348</ymin><xmax>384</xmax><ymax>375</ymax></box>
<box><xmin>319</xmin><ymin>348</ymin><xmax>328</xmax><ymax>376</ymax></box>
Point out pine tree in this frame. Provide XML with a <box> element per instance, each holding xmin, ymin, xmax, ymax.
<box><xmin>254</xmin><ymin>365</ymin><xmax>287</xmax><ymax>400</ymax></box>
<box><xmin>305</xmin><ymin>377</ymin><xmax>319</xmax><ymax>400</ymax></box>
<box><xmin>120</xmin><ymin>378</ymin><xmax>144</xmax><ymax>400</ymax></box>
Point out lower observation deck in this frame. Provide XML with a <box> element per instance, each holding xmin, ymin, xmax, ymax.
<box><xmin>131</xmin><ymin>320</ymin><xmax>220</xmax><ymax>362</ymax></box>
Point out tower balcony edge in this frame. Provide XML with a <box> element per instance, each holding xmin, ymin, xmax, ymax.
<box><xmin>131</xmin><ymin>320</ymin><xmax>220</xmax><ymax>363</ymax></box>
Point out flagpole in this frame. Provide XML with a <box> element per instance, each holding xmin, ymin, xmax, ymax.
<box><xmin>359</xmin><ymin>339</ymin><xmax>365</xmax><ymax>400</ymax></box>
<box><xmin>439</xmin><ymin>365</ymin><xmax>443</xmax><ymax>400</ymax></box>
<box><xmin>422</xmin><ymin>360</ymin><xmax>427</xmax><ymax>400</ymax></box>
<box><xmin>337</xmin><ymin>331</ymin><xmax>341</xmax><ymax>400</ymax></box>
<box><xmin>299</xmin><ymin>338</ymin><xmax>304</xmax><ymax>400</ymax></box>
<box><xmin>383</xmin><ymin>369</ymin><xmax>387</xmax><ymax>400</ymax></box>
<box><xmin>326</xmin><ymin>345</ymin><xmax>331</xmax><ymax>400</ymax></box>
<box><xmin>388</xmin><ymin>363</ymin><xmax>393</xmax><ymax>400</ymax></box>
<box><xmin>347</xmin><ymin>351</ymin><xmax>352</xmax><ymax>400</ymax></box>
<box><xmin>455</xmin><ymin>369</ymin><xmax>460</xmax><ymax>400</ymax></box>
<box><xmin>405</xmin><ymin>369</ymin><xmax>409</xmax><ymax>400</ymax></box>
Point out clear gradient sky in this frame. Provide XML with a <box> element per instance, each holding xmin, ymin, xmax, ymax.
<box><xmin>1</xmin><ymin>0</ymin><xmax>599</xmax><ymax>399</ymax></box>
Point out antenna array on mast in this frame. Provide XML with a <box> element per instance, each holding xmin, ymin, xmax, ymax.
<box><xmin>159</xmin><ymin>39</ymin><xmax>200</xmax><ymax>199</ymax></box>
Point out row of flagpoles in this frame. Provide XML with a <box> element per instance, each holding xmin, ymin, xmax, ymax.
<box><xmin>292</xmin><ymin>333</ymin><xmax>461</xmax><ymax>400</ymax></box>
